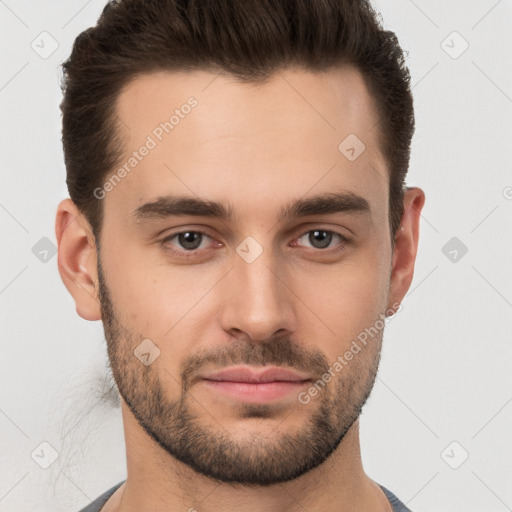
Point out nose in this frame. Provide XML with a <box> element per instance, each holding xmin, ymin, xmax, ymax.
<box><xmin>220</xmin><ymin>249</ymin><xmax>297</xmax><ymax>342</ymax></box>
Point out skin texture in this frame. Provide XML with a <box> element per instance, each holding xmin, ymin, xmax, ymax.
<box><xmin>56</xmin><ymin>66</ymin><xmax>425</xmax><ymax>512</ymax></box>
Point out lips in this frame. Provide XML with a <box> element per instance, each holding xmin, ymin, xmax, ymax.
<box><xmin>201</xmin><ymin>365</ymin><xmax>311</xmax><ymax>384</ymax></box>
<box><xmin>199</xmin><ymin>366</ymin><xmax>312</xmax><ymax>403</ymax></box>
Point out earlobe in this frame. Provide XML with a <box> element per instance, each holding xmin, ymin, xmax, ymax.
<box><xmin>55</xmin><ymin>198</ymin><xmax>102</xmax><ymax>321</ymax></box>
<box><xmin>387</xmin><ymin>187</ymin><xmax>426</xmax><ymax>313</ymax></box>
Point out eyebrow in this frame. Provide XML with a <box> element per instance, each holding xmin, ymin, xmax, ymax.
<box><xmin>132</xmin><ymin>191</ymin><xmax>370</xmax><ymax>223</ymax></box>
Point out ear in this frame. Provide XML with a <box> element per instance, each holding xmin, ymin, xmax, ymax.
<box><xmin>387</xmin><ymin>187</ymin><xmax>426</xmax><ymax>314</ymax></box>
<box><xmin>55</xmin><ymin>198</ymin><xmax>102</xmax><ymax>321</ymax></box>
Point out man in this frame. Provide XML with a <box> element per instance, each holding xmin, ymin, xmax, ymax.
<box><xmin>55</xmin><ymin>0</ymin><xmax>424</xmax><ymax>510</ymax></box>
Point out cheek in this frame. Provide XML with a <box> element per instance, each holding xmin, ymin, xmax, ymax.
<box><xmin>103</xmin><ymin>247</ymin><xmax>222</xmax><ymax>343</ymax></box>
<box><xmin>99</xmin><ymin>246</ymin><xmax>167</xmax><ymax>337</ymax></box>
<box><xmin>298</xmin><ymin>247</ymin><xmax>390</xmax><ymax>346</ymax></box>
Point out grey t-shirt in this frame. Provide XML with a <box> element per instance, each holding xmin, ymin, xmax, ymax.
<box><xmin>78</xmin><ymin>480</ymin><xmax>412</xmax><ymax>511</ymax></box>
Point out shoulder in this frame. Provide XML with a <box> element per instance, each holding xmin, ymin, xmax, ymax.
<box><xmin>77</xmin><ymin>480</ymin><xmax>126</xmax><ymax>512</ymax></box>
<box><xmin>378</xmin><ymin>484</ymin><xmax>413</xmax><ymax>512</ymax></box>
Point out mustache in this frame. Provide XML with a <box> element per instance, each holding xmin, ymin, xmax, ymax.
<box><xmin>180</xmin><ymin>336</ymin><xmax>330</xmax><ymax>391</ymax></box>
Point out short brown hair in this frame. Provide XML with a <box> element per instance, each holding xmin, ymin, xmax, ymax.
<box><xmin>60</xmin><ymin>0</ymin><xmax>414</xmax><ymax>242</ymax></box>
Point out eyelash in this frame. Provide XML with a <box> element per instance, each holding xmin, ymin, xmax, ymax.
<box><xmin>160</xmin><ymin>228</ymin><xmax>350</xmax><ymax>258</ymax></box>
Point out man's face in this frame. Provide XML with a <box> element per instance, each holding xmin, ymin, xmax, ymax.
<box><xmin>97</xmin><ymin>67</ymin><xmax>394</xmax><ymax>485</ymax></box>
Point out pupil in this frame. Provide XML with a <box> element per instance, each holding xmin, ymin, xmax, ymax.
<box><xmin>179</xmin><ymin>231</ymin><xmax>201</xmax><ymax>250</ymax></box>
<box><xmin>309</xmin><ymin>230</ymin><xmax>331</xmax><ymax>249</ymax></box>
<box><xmin>177</xmin><ymin>231</ymin><xmax>332</xmax><ymax>251</ymax></box>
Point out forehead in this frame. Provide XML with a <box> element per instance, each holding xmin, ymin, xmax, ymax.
<box><xmin>106</xmin><ymin>66</ymin><xmax>387</xmax><ymax>225</ymax></box>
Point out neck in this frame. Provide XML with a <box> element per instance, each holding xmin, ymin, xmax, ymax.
<box><xmin>104</xmin><ymin>404</ymin><xmax>391</xmax><ymax>512</ymax></box>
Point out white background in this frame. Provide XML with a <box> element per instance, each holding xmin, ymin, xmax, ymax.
<box><xmin>1</xmin><ymin>1</ymin><xmax>511</xmax><ymax>510</ymax></box>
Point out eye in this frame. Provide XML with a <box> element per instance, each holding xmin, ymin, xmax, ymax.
<box><xmin>162</xmin><ymin>230</ymin><xmax>214</xmax><ymax>253</ymax></box>
<box><xmin>160</xmin><ymin>227</ymin><xmax>350</xmax><ymax>259</ymax></box>
<box><xmin>294</xmin><ymin>229</ymin><xmax>349</xmax><ymax>250</ymax></box>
